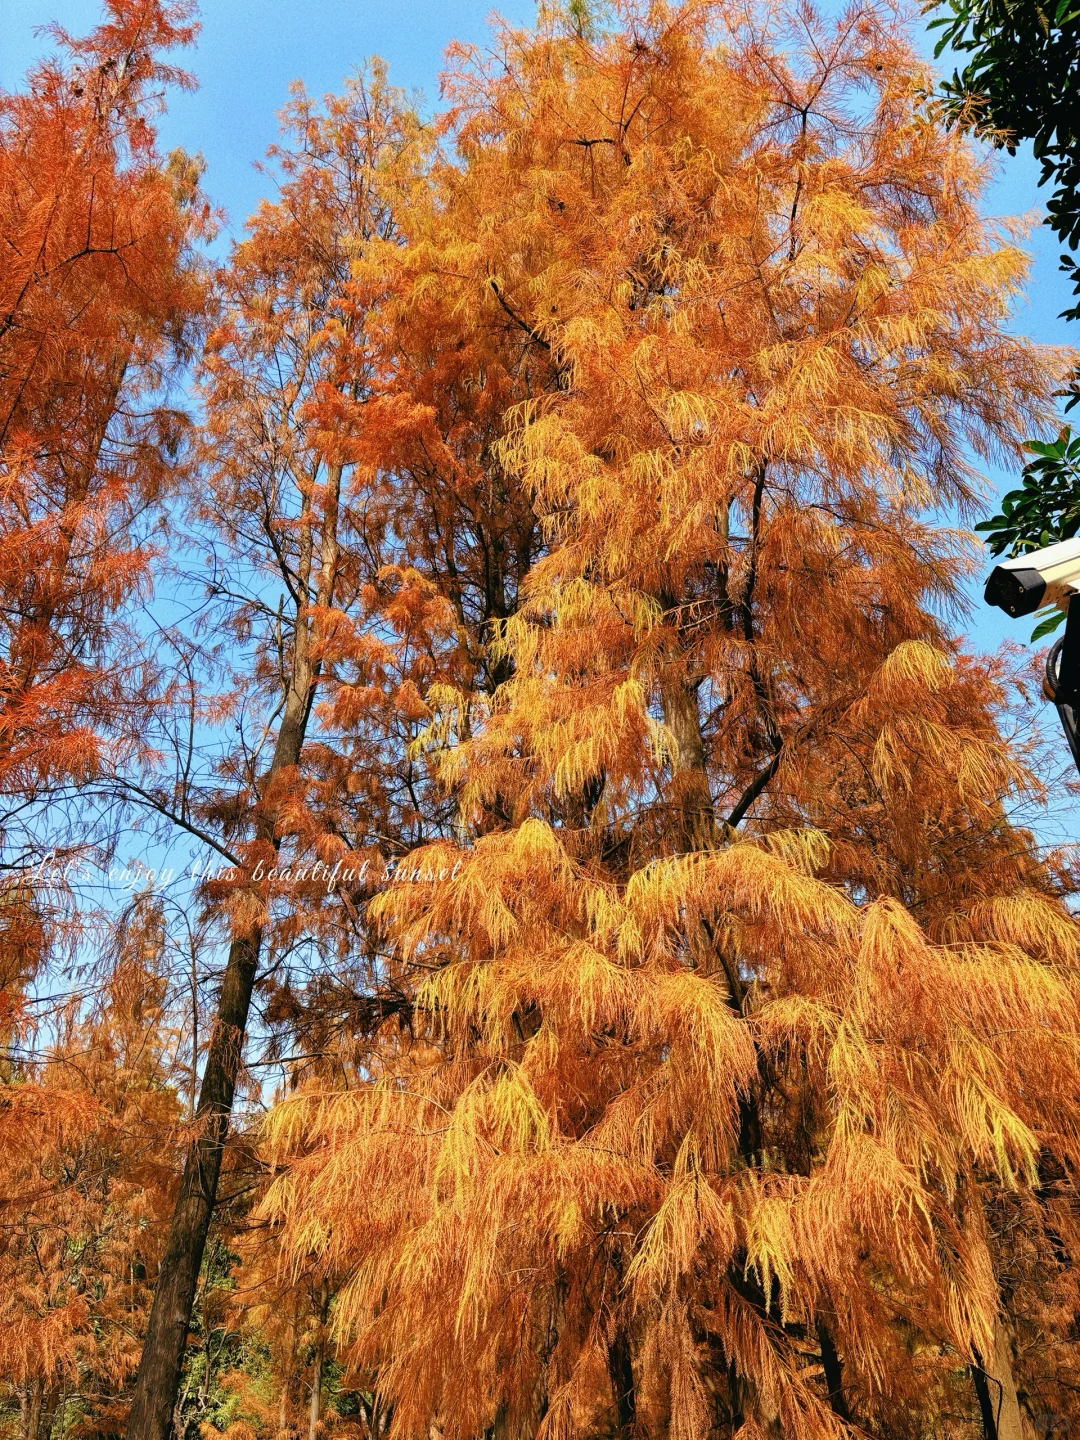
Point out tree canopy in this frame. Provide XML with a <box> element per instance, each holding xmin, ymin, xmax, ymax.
<box><xmin>2</xmin><ymin>4</ymin><xmax>1080</xmax><ymax>1440</ymax></box>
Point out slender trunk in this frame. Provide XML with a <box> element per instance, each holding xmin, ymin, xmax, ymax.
<box><xmin>726</xmin><ymin>1360</ymin><xmax>745</xmax><ymax>1434</ymax></box>
<box><xmin>22</xmin><ymin>1379</ymin><xmax>41</xmax><ymax>1440</ymax></box>
<box><xmin>309</xmin><ymin>1282</ymin><xmax>330</xmax><ymax>1440</ymax></box>
<box><xmin>125</xmin><ymin>926</ymin><xmax>261</xmax><ymax>1440</ymax></box>
<box><xmin>278</xmin><ymin>1317</ymin><xmax>295</xmax><ymax>1438</ymax></box>
<box><xmin>972</xmin><ymin>1319</ymin><xmax>1026</xmax><ymax>1440</ymax></box>
<box><xmin>42</xmin><ymin>1390</ymin><xmax>59</xmax><ymax>1440</ymax></box>
<box><xmin>21</xmin><ymin>1380</ymin><xmax>59</xmax><ymax>1440</ymax></box>
<box><xmin>816</xmin><ymin>1320</ymin><xmax>851</xmax><ymax>1423</ymax></box>
<box><xmin>660</xmin><ymin>672</ymin><xmax>716</xmax><ymax>853</ymax></box>
<box><xmin>658</xmin><ymin>581</ymin><xmax>716</xmax><ymax>856</ymax></box>
<box><xmin>608</xmin><ymin>1331</ymin><xmax>636</xmax><ymax>1435</ymax></box>
<box><xmin>308</xmin><ymin>1343</ymin><xmax>322</xmax><ymax>1440</ymax></box>
<box><xmin>973</xmin><ymin>1357</ymin><xmax>998</xmax><ymax>1440</ymax></box>
<box><xmin>174</xmin><ymin>1364</ymin><xmax>194</xmax><ymax>1440</ymax></box>
<box><xmin>659</xmin><ymin>469</ymin><xmax>778</xmax><ymax>854</ymax></box>
<box><xmin>126</xmin><ymin>469</ymin><xmax>339</xmax><ymax>1439</ymax></box>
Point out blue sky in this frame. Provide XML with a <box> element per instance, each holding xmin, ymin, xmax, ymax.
<box><xmin>1</xmin><ymin>0</ymin><xmax>1068</xmax><ymax>344</ymax></box>
<box><xmin>3</xmin><ymin>2</ymin><xmax>1071</xmax><ymax>552</ymax></box>
<box><xmin>1</xmin><ymin>0</ymin><xmax>537</xmax><ymax>228</ymax></box>
<box><xmin>3</xmin><ymin>0</ymin><xmax>1078</xmax><ymax>839</ymax></box>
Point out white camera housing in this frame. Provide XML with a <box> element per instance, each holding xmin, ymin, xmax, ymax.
<box><xmin>984</xmin><ymin>536</ymin><xmax>1080</xmax><ymax>618</ymax></box>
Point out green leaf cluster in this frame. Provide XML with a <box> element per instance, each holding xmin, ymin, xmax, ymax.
<box><xmin>928</xmin><ymin>0</ymin><xmax>1080</xmax><ymax>322</ymax></box>
<box><xmin>975</xmin><ymin>427</ymin><xmax>1080</xmax><ymax>636</ymax></box>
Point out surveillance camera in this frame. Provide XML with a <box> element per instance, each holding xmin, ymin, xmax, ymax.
<box><xmin>986</xmin><ymin>537</ymin><xmax>1080</xmax><ymax>778</ymax></box>
<box><xmin>983</xmin><ymin>536</ymin><xmax>1080</xmax><ymax>618</ymax></box>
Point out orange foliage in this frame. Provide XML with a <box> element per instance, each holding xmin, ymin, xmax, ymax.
<box><xmin>0</xmin><ymin>0</ymin><xmax>206</xmax><ymax>801</ymax></box>
<box><xmin>0</xmin><ymin>7</ymin><xmax>204</xmax><ymax>1432</ymax></box>
<box><xmin>4</xmin><ymin>2</ymin><xmax>1080</xmax><ymax>1438</ymax></box>
<box><xmin>0</xmin><ymin>936</ymin><xmax>181</xmax><ymax>1436</ymax></box>
<box><xmin>258</xmin><ymin>5</ymin><xmax>1080</xmax><ymax>1439</ymax></box>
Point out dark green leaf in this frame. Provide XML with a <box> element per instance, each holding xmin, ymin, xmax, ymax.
<box><xmin>1032</xmin><ymin>609</ymin><xmax>1067</xmax><ymax>640</ymax></box>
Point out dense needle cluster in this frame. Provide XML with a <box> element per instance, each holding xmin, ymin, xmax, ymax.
<box><xmin>3</xmin><ymin>3</ymin><xmax>1080</xmax><ymax>1440</ymax></box>
<box><xmin>258</xmin><ymin>5</ymin><xmax>1080</xmax><ymax>1437</ymax></box>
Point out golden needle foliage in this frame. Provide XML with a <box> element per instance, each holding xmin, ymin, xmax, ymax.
<box><xmin>257</xmin><ymin>4</ymin><xmax>1080</xmax><ymax>1439</ymax></box>
<box><xmin>5</xmin><ymin>0</ymin><xmax>1080</xmax><ymax>1436</ymax></box>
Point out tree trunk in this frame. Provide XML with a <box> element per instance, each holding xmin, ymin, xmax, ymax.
<box><xmin>21</xmin><ymin>1380</ymin><xmax>59</xmax><ymax>1440</ymax></box>
<box><xmin>22</xmin><ymin>1379</ymin><xmax>42</xmax><ymax>1440</ymax></box>
<box><xmin>308</xmin><ymin>1341</ymin><xmax>322</xmax><ymax>1440</ymax></box>
<box><xmin>972</xmin><ymin>1319</ymin><xmax>1026</xmax><ymax>1440</ymax></box>
<box><xmin>816</xmin><ymin>1320</ymin><xmax>851</xmax><ymax>1423</ymax></box>
<box><xmin>608</xmin><ymin>1330</ymin><xmax>636</xmax><ymax>1435</ymax></box>
<box><xmin>125</xmin><ymin>927</ymin><xmax>262</xmax><ymax>1440</ymax></box>
<box><xmin>126</xmin><ymin>466</ymin><xmax>340</xmax><ymax>1440</ymax></box>
<box><xmin>309</xmin><ymin>1281</ymin><xmax>330</xmax><ymax>1440</ymax></box>
<box><xmin>278</xmin><ymin>1317</ymin><xmax>295</xmax><ymax>1439</ymax></box>
<box><xmin>660</xmin><ymin>673</ymin><xmax>717</xmax><ymax>853</ymax></box>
